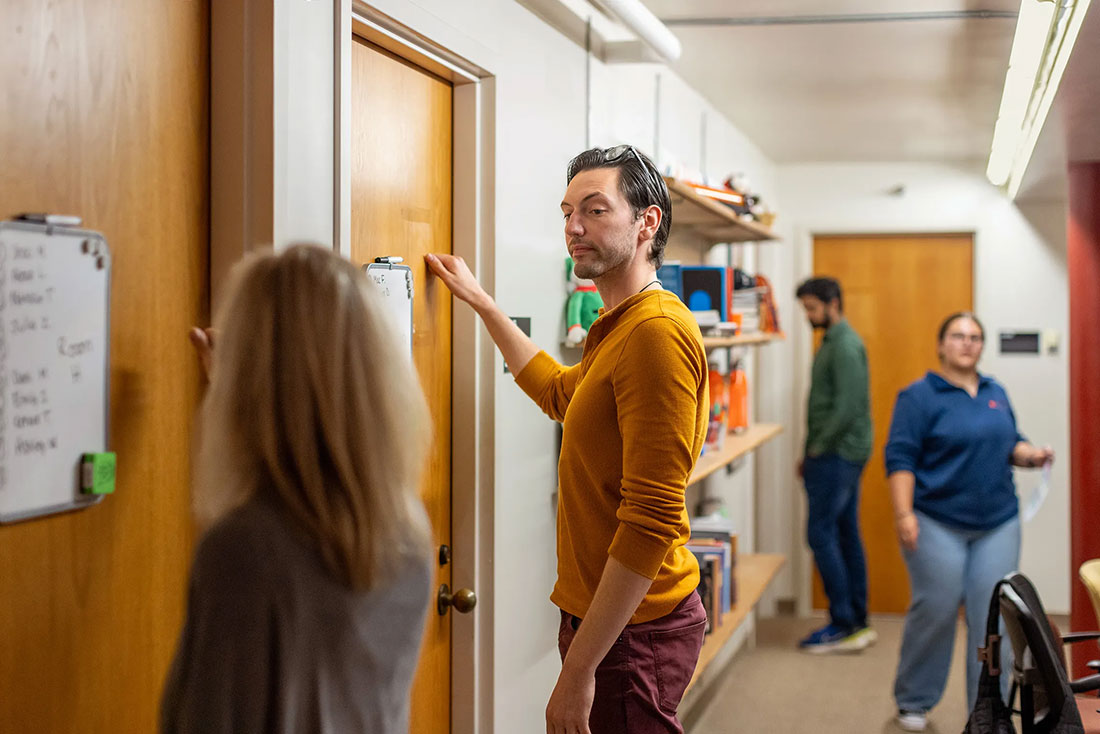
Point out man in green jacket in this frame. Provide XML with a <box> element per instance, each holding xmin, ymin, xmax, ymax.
<box><xmin>796</xmin><ymin>277</ymin><xmax>875</xmax><ymax>653</ymax></box>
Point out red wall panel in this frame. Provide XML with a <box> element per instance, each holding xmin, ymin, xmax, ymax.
<box><xmin>1068</xmin><ymin>161</ymin><xmax>1100</xmax><ymax>678</ymax></box>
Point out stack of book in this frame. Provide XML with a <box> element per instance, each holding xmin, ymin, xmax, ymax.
<box><xmin>687</xmin><ymin>526</ymin><xmax>739</xmax><ymax>635</ymax></box>
<box><xmin>730</xmin><ymin>287</ymin><xmax>762</xmax><ymax>333</ymax></box>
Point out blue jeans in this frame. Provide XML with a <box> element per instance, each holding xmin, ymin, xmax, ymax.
<box><xmin>803</xmin><ymin>454</ymin><xmax>868</xmax><ymax>630</ymax></box>
<box><xmin>894</xmin><ymin>511</ymin><xmax>1020</xmax><ymax>713</ymax></box>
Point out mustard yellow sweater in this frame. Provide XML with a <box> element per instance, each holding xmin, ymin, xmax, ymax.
<box><xmin>515</xmin><ymin>290</ymin><xmax>707</xmax><ymax>624</ymax></box>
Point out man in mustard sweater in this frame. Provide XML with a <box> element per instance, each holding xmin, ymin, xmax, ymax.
<box><xmin>426</xmin><ymin>145</ymin><xmax>708</xmax><ymax>734</ymax></box>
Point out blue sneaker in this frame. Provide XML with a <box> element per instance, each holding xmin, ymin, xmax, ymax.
<box><xmin>798</xmin><ymin>623</ymin><xmax>852</xmax><ymax>653</ymax></box>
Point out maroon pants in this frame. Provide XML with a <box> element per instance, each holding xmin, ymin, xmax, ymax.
<box><xmin>557</xmin><ymin>591</ymin><xmax>707</xmax><ymax>734</ymax></box>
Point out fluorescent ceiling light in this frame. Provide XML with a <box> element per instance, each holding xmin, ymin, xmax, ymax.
<box><xmin>986</xmin><ymin>0</ymin><xmax>1093</xmax><ymax>193</ymax></box>
<box><xmin>1008</xmin><ymin>0</ymin><xmax>1092</xmax><ymax>195</ymax></box>
<box><xmin>987</xmin><ymin>0</ymin><xmax>1056</xmax><ymax>185</ymax></box>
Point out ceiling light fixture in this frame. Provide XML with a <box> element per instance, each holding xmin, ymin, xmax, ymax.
<box><xmin>986</xmin><ymin>0</ymin><xmax>1092</xmax><ymax>193</ymax></box>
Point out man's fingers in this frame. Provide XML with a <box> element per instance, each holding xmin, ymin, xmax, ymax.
<box><xmin>545</xmin><ymin>719</ymin><xmax>580</xmax><ymax>734</ymax></box>
<box><xmin>425</xmin><ymin>253</ymin><xmax>460</xmax><ymax>282</ymax></box>
<box><xmin>424</xmin><ymin>253</ymin><xmax>445</xmax><ymax>277</ymax></box>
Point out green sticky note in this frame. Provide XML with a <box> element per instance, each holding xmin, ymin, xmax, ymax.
<box><xmin>81</xmin><ymin>452</ymin><xmax>116</xmax><ymax>495</ymax></box>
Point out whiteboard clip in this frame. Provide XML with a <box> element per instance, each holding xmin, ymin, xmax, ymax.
<box><xmin>14</xmin><ymin>213</ymin><xmax>83</xmax><ymax>236</ymax></box>
<box><xmin>374</xmin><ymin>256</ymin><xmax>404</xmax><ymax>269</ymax></box>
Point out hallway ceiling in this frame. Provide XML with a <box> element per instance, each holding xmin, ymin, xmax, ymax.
<box><xmin>637</xmin><ymin>0</ymin><xmax>1021</xmax><ymax>163</ymax></box>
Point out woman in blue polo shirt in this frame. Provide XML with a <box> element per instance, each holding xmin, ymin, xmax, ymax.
<box><xmin>885</xmin><ymin>312</ymin><xmax>1053</xmax><ymax>733</ymax></box>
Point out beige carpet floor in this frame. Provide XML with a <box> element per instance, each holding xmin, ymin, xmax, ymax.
<box><xmin>687</xmin><ymin>613</ymin><xmax>972</xmax><ymax>734</ymax></box>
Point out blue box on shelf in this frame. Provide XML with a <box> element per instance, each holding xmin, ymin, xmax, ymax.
<box><xmin>681</xmin><ymin>265</ymin><xmax>727</xmax><ymax>318</ymax></box>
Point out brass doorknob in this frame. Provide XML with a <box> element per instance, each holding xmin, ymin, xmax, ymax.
<box><xmin>437</xmin><ymin>584</ymin><xmax>477</xmax><ymax>615</ymax></box>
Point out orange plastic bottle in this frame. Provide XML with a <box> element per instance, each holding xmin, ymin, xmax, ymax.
<box><xmin>705</xmin><ymin>365</ymin><xmax>729</xmax><ymax>453</ymax></box>
<box><xmin>728</xmin><ymin>361</ymin><xmax>749</xmax><ymax>433</ymax></box>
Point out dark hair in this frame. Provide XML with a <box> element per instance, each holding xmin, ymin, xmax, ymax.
<box><xmin>566</xmin><ymin>146</ymin><xmax>672</xmax><ymax>268</ymax></box>
<box><xmin>937</xmin><ymin>311</ymin><xmax>985</xmax><ymax>342</ymax></box>
<box><xmin>795</xmin><ymin>277</ymin><xmax>843</xmax><ymax>312</ymax></box>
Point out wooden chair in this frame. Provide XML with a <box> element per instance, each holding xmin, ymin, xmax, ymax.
<box><xmin>1080</xmin><ymin>560</ymin><xmax>1100</xmax><ymax>676</ymax></box>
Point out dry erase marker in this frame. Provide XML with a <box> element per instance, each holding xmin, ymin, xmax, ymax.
<box><xmin>16</xmin><ymin>213</ymin><xmax>83</xmax><ymax>227</ymax></box>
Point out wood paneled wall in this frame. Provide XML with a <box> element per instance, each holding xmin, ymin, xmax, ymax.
<box><xmin>0</xmin><ymin>1</ymin><xmax>208</xmax><ymax>731</ymax></box>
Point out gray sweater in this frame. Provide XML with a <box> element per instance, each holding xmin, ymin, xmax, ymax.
<box><xmin>160</xmin><ymin>498</ymin><xmax>432</xmax><ymax>734</ymax></box>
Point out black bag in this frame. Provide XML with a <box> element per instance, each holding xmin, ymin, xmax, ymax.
<box><xmin>963</xmin><ymin>579</ymin><xmax>1016</xmax><ymax>734</ymax></box>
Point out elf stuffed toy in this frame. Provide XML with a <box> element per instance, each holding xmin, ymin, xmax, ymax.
<box><xmin>565</xmin><ymin>256</ymin><xmax>603</xmax><ymax>347</ymax></box>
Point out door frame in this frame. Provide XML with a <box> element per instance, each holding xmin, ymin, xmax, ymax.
<box><xmin>344</xmin><ymin>8</ymin><xmax>496</xmax><ymax>734</ymax></box>
<box><xmin>210</xmin><ymin>4</ymin><xmax>497</xmax><ymax>732</ymax></box>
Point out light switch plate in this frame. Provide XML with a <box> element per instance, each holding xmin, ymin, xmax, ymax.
<box><xmin>1041</xmin><ymin>329</ymin><xmax>1060</xmax><ymax>355</ymax></box>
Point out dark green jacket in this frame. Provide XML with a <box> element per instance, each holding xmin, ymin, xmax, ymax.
<box><xmin>806</xmin><ymin>320</ymin><xmax>872</xmax><ymax>464</ymax></box>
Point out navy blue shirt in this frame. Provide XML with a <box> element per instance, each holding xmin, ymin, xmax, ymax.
<box><xmin>885</xmin><ymin>371</ymin><xmax>1025</xmax><ymax>531</ymax></box>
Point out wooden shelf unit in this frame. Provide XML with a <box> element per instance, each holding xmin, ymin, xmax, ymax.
<box><xmin>661</xmin><ymin>172</ymin><xmax>785</xmax><ymax>706</ymax></box>
<box><xmin>701</xmin><ymin>332</ymin><xmax>785</xmax><ymax>350</ymax></box>
<box><xmin>686</xmin><ymin>552</ymin><xmax>786</xmax><ymax>694</ymax></box>
<box><xmin>689</xmin><ymin>423</ymin><xmax>783</xmax><ymax>486</ymax></box>
<box><xmin>664</xmin><ymin>177</ymin><xmax>779</xmax><ymax>244</ymax></box>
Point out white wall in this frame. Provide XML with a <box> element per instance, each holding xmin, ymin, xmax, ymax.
<box><xmin>275</xmin><ymin>0</ymin><xmax>335</xmax><ymax>247</ymax></box>
<box><xmin>771</xmin><ymin>162</ymin><xmax>1071</xmax><ymax>614</ymax></box>
<box><xmin>752</xmin><ymin>207</ymin><xmax>800</xmax><ymax>610</ymax></box>
<box><xmin>361</xmin><ymin>2</ymin><xmax>782</xmax><ymax>730</ymax></box>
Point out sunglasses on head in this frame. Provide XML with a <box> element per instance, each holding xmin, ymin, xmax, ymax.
<box><xmin>600</xmin><ymin>145</ymin><xmax>665</xmax><ymax>204</ymax></box>
<box><xmin>602</xmin><ymin>144</ymin><xmax>645</xmax><ymax>165</ymax></box>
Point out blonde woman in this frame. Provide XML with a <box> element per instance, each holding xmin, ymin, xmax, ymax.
<box><xmin>160</xmin><ymin>245</ymin><xmax>433</xmax><ymax>734</ymax></box>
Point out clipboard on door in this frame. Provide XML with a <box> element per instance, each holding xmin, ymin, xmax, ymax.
<box><xmin>363</xmin><ymin>257</ymin><xmax>413</xmax><ymax>359</ymax></box>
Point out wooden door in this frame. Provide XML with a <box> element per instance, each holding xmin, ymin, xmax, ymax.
<box><xmin>350</xmin><ymin>38</ymin><xmax>454</xmax><ymax>733</ymax></box>
<box><xmin>811</xmin><ymin>235</ymin><xmax>973</xmax><ymax>615</ymax></box>
<box><xmin>0</xmin><ymin>1</ymin><xmax>208</xmax><ymax>731</ymax></box>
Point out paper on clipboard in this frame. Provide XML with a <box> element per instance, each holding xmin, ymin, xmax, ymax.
<box><xmin>1021</xmin><ymin>462</ymin><xmax>1051</xmax><ymax>523</ymax></box>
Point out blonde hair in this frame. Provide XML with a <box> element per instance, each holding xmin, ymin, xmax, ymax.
<box><xmin>195</xmin><ymin>244</ymin><xmax>432</xmax><ymax>590</ymax></box>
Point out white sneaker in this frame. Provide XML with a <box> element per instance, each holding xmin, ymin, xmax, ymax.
<box><xmin>833</xmin><ymin>626</ymin><xmax>878</xmax><ymax>652</ymax></box>
<box><xmin>896</xmin><ymin>710</ymin><xmax>927</xmax><ymax>731</ymax></box>
<box><xmin>855</xmin><ymin>626</ymin><xmax>878</xmax><ymax>647</ymax></box>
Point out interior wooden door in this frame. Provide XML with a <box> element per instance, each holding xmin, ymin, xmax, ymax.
<box><xmin>811</xmin><ymin>234</ymin><xmax>973</xmax><ymax>615</ymax></box>
<box><xmin>0</xmin><ymin>1</ymin><xmax>208</xmax><ymax>731</ymax></box>
<box><xmin>350</xmin><ymin>38</ymin><xmax>454</xmax><ymax>733</ymax></box>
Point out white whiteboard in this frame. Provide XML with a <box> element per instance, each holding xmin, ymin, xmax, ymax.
<box><xmin>0</xmin><ymin>221</ymin><xmax>110</xmax><ymax>523</ymax></box>
<box><xmin>364</xmin><ymin>262</ymin><xmax>413</xmax><ymax>358</ymax></box>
